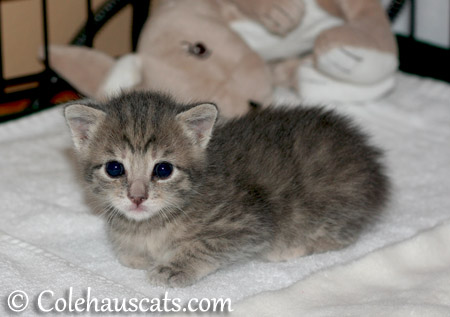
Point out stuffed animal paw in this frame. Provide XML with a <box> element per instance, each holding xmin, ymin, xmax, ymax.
<box><xmin>315</xmin><ymin>45</ymin><xmax>398</xmax><ymax>84</ymax></box>
<box><xmin>296</xmin><ymin>55</ymin><xmax>396</xmax><ymax>103</ymax></box>
<box><xmin>230</xmin><ymin>0</ymin><xmax>305</xmax><ymax>36</ymax></box>
<box><xmin>313</xmin><ymin>25</ymin><xmax>398</xmax><ymax>84</ymax></box>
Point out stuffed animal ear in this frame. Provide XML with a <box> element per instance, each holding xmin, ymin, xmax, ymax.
<box><xmin>64</xmin><ymin>102</ymin><xmax>106</xmax><ymax>153</ymax></box>
<box><xmin>176</xmin><ymin>103</ymin><xmax>218</xmax><ymax>148</ymax></box>
<box><xmin>97</xmin><ymin>54</ymin><xmax>143</xmax><ymax>100</ymax></box>
<box><xmin>47</xmin><ymin>45</ymin><xmax>115</xmax><ymax>98</ymax></box>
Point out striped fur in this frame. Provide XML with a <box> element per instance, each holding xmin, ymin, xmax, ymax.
<box><xmin>64</xmin><ymin>91</ymin><xmax>389</xmax><ymax>287</ymax></box>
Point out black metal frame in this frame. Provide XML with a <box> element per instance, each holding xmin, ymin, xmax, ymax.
<box><xmin>0</xmin><ymin>0</ymin><xmax>448</xmax><ymax>123</ymax></box>
<box><xmin>0</xmin><ymin>0</ymin><xmax>53</xmax><ymax>118</ymax></box>
<box><xmin>72</xmin><ymin>0</ymin><xmax>150</xmax><ymax>50</ymax></box>
<box><xmin>395</xmin><ymin>0</ymin><xmax>450</xmax><ymax>82</ymax></box>
<box><xmin>0</xmin><ymin>0</ymin><xmax>151</xmax><ymax>122</ymax></box>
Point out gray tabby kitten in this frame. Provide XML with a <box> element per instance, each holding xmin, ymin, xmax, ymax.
<box><xmin>64</xmin><ymin>91</ymin><xmax>389</xmax><ymax>287</ymax></box>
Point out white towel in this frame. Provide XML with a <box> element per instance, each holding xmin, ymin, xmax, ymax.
<box><xmin>233</xmin><ymin>219</ymin><xmax>450</xmax><ymax>316</ymax></box>
<box><xmin>0</xmin><ymin>73</ymin><xmax>449</xmax><ymax>315</ymax></box>
<box><xmin>0</xmin><ymin>231</ymin><xmax>142</xmax><ymax>301</ymax></box>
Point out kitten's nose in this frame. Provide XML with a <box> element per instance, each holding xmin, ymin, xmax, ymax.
<box><xmin>127</xmin><ymin>180</ymin><xmax>148</xmax><ymax>206</ymax></box>
<box><xmin>128</xmin><ymin>195</ymin><xmax>147</xmax><ymax>206</ymax></box>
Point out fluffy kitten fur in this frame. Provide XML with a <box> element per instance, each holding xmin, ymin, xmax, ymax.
<box><xmin>64</xmin><ymin>91</ymin><xmax>389</xmax><ymax>287</ymax></box>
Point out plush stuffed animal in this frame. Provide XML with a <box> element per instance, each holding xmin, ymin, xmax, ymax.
<box><xmin>230</xmin><ymin>0</ymin><xmax>398</xmax><ymax>103</ymax></box>
<box><xmin>49</xmin><ymin>0</ymin><xmax>274</xmax><ymax>118</ymax></box>
<box><xmin>49</xmin><ymin>0</ymin><xmax>397</xmax><ymax>117</ymax></box>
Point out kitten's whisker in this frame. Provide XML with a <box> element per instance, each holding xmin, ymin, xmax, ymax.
<box><xmin>159</xmin><ymin>207</ymin><xmax>170</xmax><ymax>223</ymax></box>
<box><xmin>161</xmin><ymin>206</ymin><xmax>179</xmax><ymax>224</ymax></box>
<box><xmin>164</xmin><ymin>200</ymin><xmax>189</xmax><ymax>220</ymax></box>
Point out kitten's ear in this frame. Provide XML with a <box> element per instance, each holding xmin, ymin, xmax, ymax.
<box><xmin>176</xmin><ymin>103</ymin><xmax>218</xmax><ymax>148</ymax></box>
<box><xmin>64</xmin><ymin>102</ymin><xmax>106</xmax><ymax>152</ymax></box>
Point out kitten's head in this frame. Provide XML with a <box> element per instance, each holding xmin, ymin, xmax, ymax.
<box><xmin>64</xmin><ymin>92</ymin><xmax>217</xmax><ymax>222</ymax></box>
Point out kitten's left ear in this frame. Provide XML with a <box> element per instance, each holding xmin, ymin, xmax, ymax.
<box><xmin>176</xmin><ymin>103</ymin><xmax>218</xmax><ymax>148</ymax></box>
<box><xmin>64</xmin><ymin>102</ymin><xmax>106</xmax><ymax>153</ymax></box>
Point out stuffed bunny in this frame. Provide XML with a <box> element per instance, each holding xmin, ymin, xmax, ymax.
<box><xmin>49</xmin><ymin>0</ymin><xmax>397</xmax><ymax>117</ymax></box>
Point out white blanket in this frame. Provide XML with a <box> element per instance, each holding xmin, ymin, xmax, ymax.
<box><xmin>1</xmin><ymin>73</ymin><xmax>449</xmax><ymax>315</ymax></box>
<box><xmin>234</xmin><ymin>220</ymin><xmax>450</xmax><ymax>316</ymax></box>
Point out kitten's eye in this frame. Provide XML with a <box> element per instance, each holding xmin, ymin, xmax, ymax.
<box><xmin>153</xmin><ymin>162</ymin><xmax>173</xmax><ymax>179</ymax></box>
<box><xmin>105</xmin><ymin>161</ymin><xmax>125</xmax><ymax>178</ymax></box>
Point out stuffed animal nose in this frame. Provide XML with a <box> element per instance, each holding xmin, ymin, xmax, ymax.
<box><xmin>248</xmin><ymin>100</ymin><xmax>262</xmax><ymax>109</ymax></box>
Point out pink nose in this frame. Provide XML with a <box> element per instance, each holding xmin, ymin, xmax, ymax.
<box><xmin>128</xmin><ymin>195</ymin><xmax>147</xmax><ymax>206</ymax></box>
<box><xmin>127</xmin><ymin>180</ymin><xmax>148</xmax><ymax>206</ymax></box>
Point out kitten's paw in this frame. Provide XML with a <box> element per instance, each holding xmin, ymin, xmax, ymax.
<box><xmin>262</xmin><ymin>245</ymin><xmax>308</xmax><ymax>262</ymax></box>
<box><xmin>147</xmin><ymin>264</ymin><xmax>195</xmax><ymax>288</ymax></box>
<box><xmin>117</xmin><ymin>253</ymin><xmax>150</xmax><ymax>270</ymax></box>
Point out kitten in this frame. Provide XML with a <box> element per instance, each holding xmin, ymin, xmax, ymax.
<box><xmin>64</xmin><ymin>91</ymin><xmax>389</xmax><ymax>287</ymax></box>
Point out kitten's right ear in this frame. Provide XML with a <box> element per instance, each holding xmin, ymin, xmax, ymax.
<box><xmin>64</xmin><ymin>103</ymin><xmax>106</xmax><ymax>153</ymax></box>
<box><xmin>176</xmin><ymin>103</ymin><xmax>218</xmax><ymax>149</ymax></box>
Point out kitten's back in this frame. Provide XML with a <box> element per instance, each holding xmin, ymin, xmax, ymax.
<box><xmin>207</xmin><ymin>106</ymin><xmax>389</xmax><ymax>248</ymax></box>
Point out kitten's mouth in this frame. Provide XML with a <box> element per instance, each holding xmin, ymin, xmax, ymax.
<box><xmin>120</xmin><ymin>202</ymin><xmax>162</xmax><ymax>221</ymax></box>
<box><xmin>121</xmin><ymin>206</ymin><xmax>155</xmax><ymax>222</ymax></box>
<box><xmin>128</xmin><ymin>204</ymin><xmax>147</xmax><ymax>213</ymax></box>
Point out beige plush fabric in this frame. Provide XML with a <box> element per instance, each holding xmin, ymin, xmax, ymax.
<box><xmin>49</xmin><ymin>0</ymin><xmax>398</xmax><ymax>114</ymax></box>
<box><xmin>316</xmin><ymin>0</ymin><xmax>397</xmax><ymax>54</ymax></box>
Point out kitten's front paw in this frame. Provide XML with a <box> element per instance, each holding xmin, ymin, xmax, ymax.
<box><xmin>117</xmin><ymin>253</ymin><xmax>151</xmax><ymax>270</ymax></box>
<box><xmin>147</xmin><ymin>264</ymin><xmax>195</xmax><ymax>288</ymax></box>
